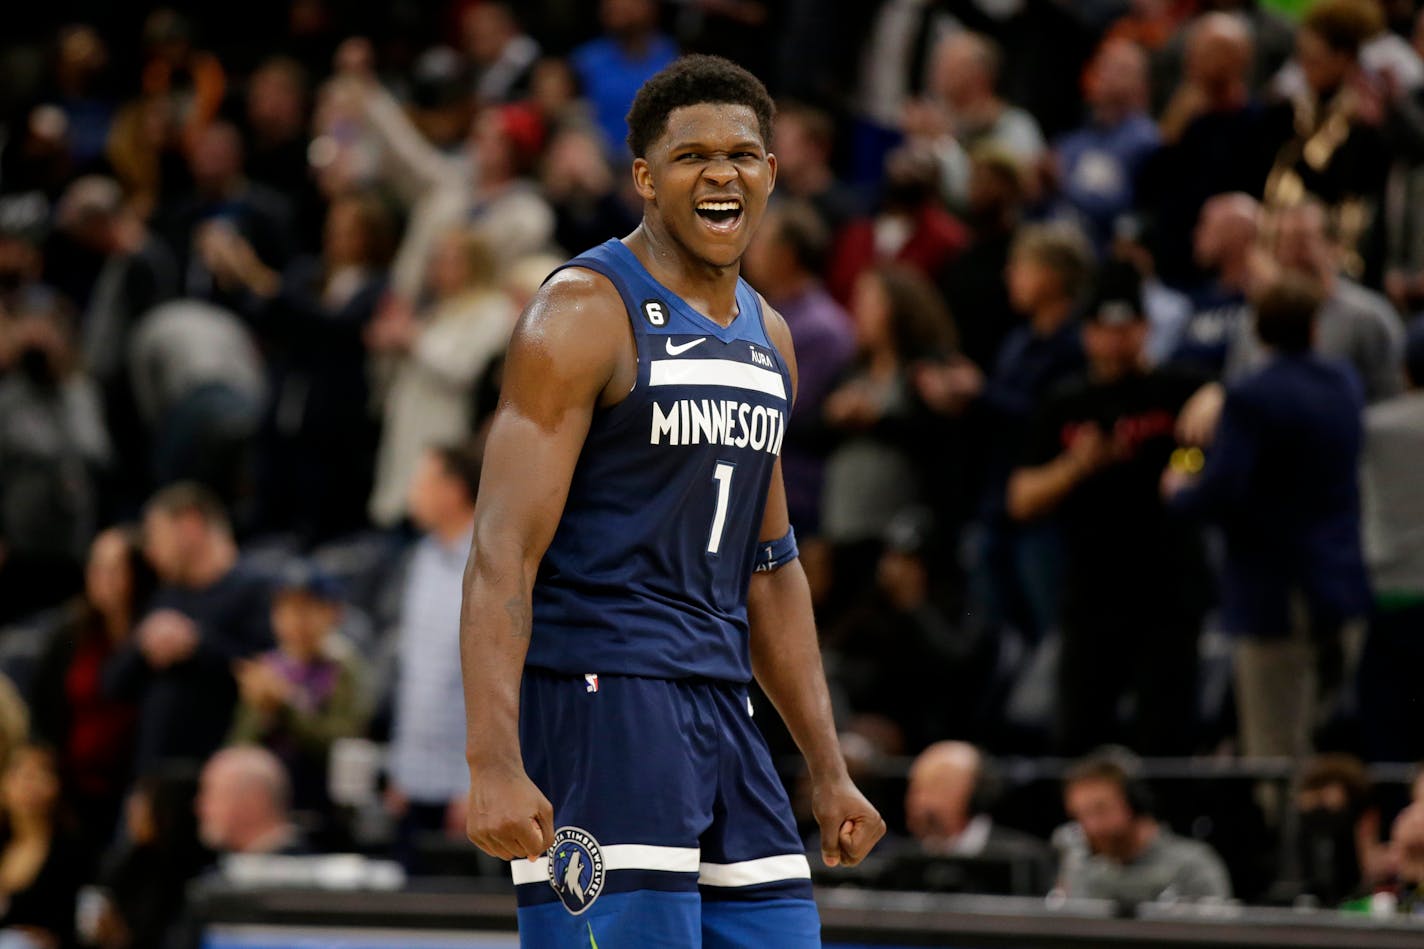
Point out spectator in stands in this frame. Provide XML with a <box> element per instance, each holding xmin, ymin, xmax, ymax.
<box><xmin>385</xmin><ymin>444</ymin><xmax>480</xmax><ymax>867</ymax></box>
<box><xmin>939</xmin><ymin>149</ymin><xmax>1025</xmax><ymax>375</ymax></box>
<box><xmin>230</xmin><ymin>562</ymin><xmax>368</xmax><ymax>813</ymax></box>
<box><xmin>242</xmin><ymin>57</ymin><xmax>323</xmax><ymax>254</ymax></box>
<box><xmin>820</xmin><ymin>266</ymin><xmax>957</xmax><ymax>591</ymax></box>
<box><xmin>1289</xmin><ymin>754</ymin><xmax>1386</xmax><ymax>905</ymax></box>
<box><xmin>1262</xmin><ymin>0</ymin><xmax>1391</xmax><ymax>280</ymax></box>
<box><xmin>1145</xmin><ymin>12</ymin><xmax>1275</xmax><ymax>285</ymax></box>
<box><xmin>161</xmin><ymin>120</ymin><xmax>294</xmax><ymax>302</ymax></box>
<box><xmin>1173</xmin><ymin>193</ymin><xmax>1261</xmax><ymax>374</ymax></box>
<box><xmin>909</xmin><ymin>31</ymin><xmax>1046</xmax><ymax>208</ymax></box>
<box><xmin>367</xmin><ymin>230</ymin><xmax>515</xmax><ymax>528</ymax></box>
<box><xmin>106</xmin><ymin>483</ymin><xmax>272</xmax><ymax>775</ymax></box>
<box><xmin>203</xmin><ymin>189</ymin><xmax>392</xmax><ymax>541</ymax></box>
<box><xmin>1052</xmin><ymin>39</ymin><xmax>1159</xmax><ymax>254</ymax></box>
<box><xmin>126</xmin><ymin>298</ymin><xmax>265</xmax><ymax>508</ymax></box>
<box><xmin>1154</xmin><ymin>2</ymin><xmax>1298</xmax><ymax>109</ymax></box>
<box><xmin>0</xmin><ymin>297</ymin><xmax>110</xmax><ymax>623</ymax></box>
<box><xmin>94</xmin><ymin>766</ymin><xmax>206</xmax><ymax>949</ymax></box>
<box><xmin>922</xmin><ymin>222</ymin><xmax>1092</xmax><ymax>644</ymax></box>
<box><xmin>1010</xmin><ymin>262</ymin><xmax>1210</xmax><ymax>755</ymax></box>
<box><xmin>742</xmin><ymin>201</ymin><xmax>855</xmax><ymax>537</ymax></box>
<box><xmin>570</xmin><ymin>0</ymin><xmax>679</xmax><ymax>157</ymax></box>
<box><xmin>826</xmin><ymin>145</ymin><xmax>967</xmax><ymax>305</ymax></box>
<box><xmin>341</xmin><ymin>70</ymin><xmax>555</xmax><ymax>301</ymax></box>
<box><xmin>1230</xmin><ymin>199</ymin><xmax>1403</xmax><ymax>403</ymax></box>
<box><xmin>772</xmin><ymin>101</ymin><xmax>863</xmax><ymax>236</ymax></box>
<box><xmin>541</xmin><ymin>126</ymin><xmax>641</xmax><ymax>258</ymax></box>
<box><xmin>826</xmin><ymin>510</ymin><xmax>988</xmax><ymax>752</ymax></box>
<box><xmin>461</xmin><ymin>1</ymin><xmax>541</xmax><ymax>106</ymax></box>
<box><xmin>44</xmin><ymin>24</ymin><xmax>117</xmax><ymax>169</ymax></box>
<box><xmin>903</xmin><ymin>741</ymin><xmax>1048</xmax><ymax>860</ymax></box>
<box><xmin>29</xmin><ymin>527</ymin><xmax>155</xmax><ymax>860</ymax></box>
<box><xmin>1055</xmin><ymin>750</ymin><xmax>1232</xmax><ymax>904</ymax></box>
<box><xmin>196</xmin><ymin>746</ymin><xmax>303</xmax><ymax>856</ymax></box>
<box><xmin>0</xmin><ymin>745</ymin><xmax>83</xmax><ymax>945</ymax></box>
<box><xmin>1358</xmin><ymin>323</ymin><xmax>1424</xmax><ymax>763</ymax></box>
<box><xmin>1166</xmin><ymin>274</ymin><xmax>1371</xmax><ymax>762</ymax></box>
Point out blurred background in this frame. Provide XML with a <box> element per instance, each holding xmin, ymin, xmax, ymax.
<box><xmin>1</xmin><ymin>0</ymin><xmax>1424</xmax><ymax>946</ymax></box>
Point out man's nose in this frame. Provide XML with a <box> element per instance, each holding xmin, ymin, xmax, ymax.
<box><xmin>703</xmin><ymin>159</ymin><xmax>737</xmax><ymax>186</ymax></box>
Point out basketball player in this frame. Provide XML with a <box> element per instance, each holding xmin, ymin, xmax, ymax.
<box><xmin>459</xmin><ymin>55</ymin><xmax>885</xmax><ymax>946</ymax></box>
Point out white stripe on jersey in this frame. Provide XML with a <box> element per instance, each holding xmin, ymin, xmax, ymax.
<box><xmin>649</xmin><ymin>358</ymin><xmax>787</xmax><ymax>400</ymax></box>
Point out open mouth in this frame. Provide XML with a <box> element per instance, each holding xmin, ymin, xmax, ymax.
<box><xmin>695</xmin><ymin>198</ymin><xmax>744</xmax><ymax>232</ymax></box>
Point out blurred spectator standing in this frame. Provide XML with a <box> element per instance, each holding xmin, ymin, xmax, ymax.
<box><xmin>1262</xmin><ymin>0</ymin><xmax>1391</xmax><ymax>282</ymax></box>
<box><xmin>106</xmin><ymin>484</ymin><xmax>272</xmax><ymax>775</ymax></box>
<box><xmin>126</xmin><ymin>299</ymin><xmax>265</xmax><ymax>510</ymax></box>
<box><xmin>1226</xmin><ymin>199</ymin><xmax>1403</xmax><ymax>403</ymax></box>
<box><xmin>368</xmin><ymin>230</ymin><xmax>515</xmax><ymax>528</ymax></box>
<box><xmin>821</xmin><ymin>265</ymin><xmax>958</xmax><ymax>597</ymax></box>
<box><xmin>1172</xmin><ymin>192</ymin><xmax>1262</xmax><ymax>374</ymax></box>
<box><xmin>1052</xmin><ymin>39</ymin><xmax>1160</xmax><ymax>254</ymax></box>
<box><xmin>1153</xmin><ymin>2</ymin><xmax>1299</xmax><ymax>110</ymax></box>
<box><xmin>0</xmin><ymin>296</ymin><xmax>110</xmax><ymax>623</ymax></box>
<box><xmin>909</xmin><ymin>31</ymin><xmax>1046</xmax><ymax>209</ymax></box>
<box><xmin>1144</xmin><ymin>12</ymin><xmax>1275</xmax><ymax>286</ymax></box>
<box><xmin>230</xmin><ymin>563</ymin><xmax>369</xmax><ymax>813</ymax></box>
<box><xmin>1357</xmin><ymin>322</ymin><xmax>1424</xmax><ymax>764</ymax></box>
<box><xmin>920</xmin><ymin>223</ymin><xmax>1092</xmax><ymax>646</ymax></box>
<box><xmin>570</xmin><ymin>0</ymin><xmax>679</xmax><ymax>157</ymax></box>
<box><xmin>29</xmin><ymin>528</ymin><xmax>155</xmax><ymax>862</ymax></box>
<box><xmin>203</xmin><ymin>190</ymin><xmax>392</xmax><ymax>541</ymax></box>
<box><xmin>1167</xmin><ymin>275</ymin><xmax>1371</xmax><ymax>763</ymax></box>
<box><xmin>741</xmin><ymin>201</ymin><xmax>855</xmax><ymax>537</ymax></box>
<box><xmin>827</xmin><ymin>144</ymin><xmax>967</xmax><ymax>305</ymax></box>
<box><xmin>772</xmin><ymin>101</ymin><xmax>865</xmax><ymax>237</ymax></box>
<box><xmin>540</xmin><ymin>125</ymin><xmax>641</xmax><ymax>256</ymax></box>
<box><xmin>241</xmin><ymin>56</ymin><xmax>325</xmax><ymax>255</ymax></box>
<box><xmin>1055</xmin><ymin>750</ymin><xmax>1232</xmax><ymax>904</ymax></box>
<box><xmin>44</xmin><ymin>25</ymin><xmax>117</xmax><ymax>168</ymax></box>
<box><xmin>460</xmin><ymin>1</ymin><xmax>542</xmax><ymax>107</ymax></box>
<box><xmin>384</xmin><ymin>444</ymin><xmax>479</xmax><ymax>867</ymax></box>
<box><xmin>1010</xmin><ymin>263</ymin><xmax>1209</xmax><ymax>756</ymax></box>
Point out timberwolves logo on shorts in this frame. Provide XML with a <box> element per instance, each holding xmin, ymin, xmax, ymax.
<box><xmin>548</xmin><ymin>826</ymin><xmax>605</xmax><ymax>914</ymax></box>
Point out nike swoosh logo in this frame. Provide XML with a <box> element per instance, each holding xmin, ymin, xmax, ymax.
<box><xmin>665</xmin><ymin>337</ymin><xmax>707</xmax><ymax>356</ymax></box>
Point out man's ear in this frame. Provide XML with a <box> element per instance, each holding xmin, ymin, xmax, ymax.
<box><xmin>766</xmin><ymin>152</ymin><xmax>777</xmax><ymax>196</ymax></box>
<box><xmin>632</xmin><ymin>157</ymin><xmax>655</xmax><ymax>202</ymax></box>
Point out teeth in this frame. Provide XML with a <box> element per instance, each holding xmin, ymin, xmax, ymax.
<box><xmin>697</xmin><ymin>201</ymin><xmax>741</xmax><ymax>211</ymax></box>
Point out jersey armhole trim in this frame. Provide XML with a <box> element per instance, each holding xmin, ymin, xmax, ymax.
<box><xmin>545</xmin><ymin>256</ymin><xmax>644</xmax><ymax>427</ymax></box>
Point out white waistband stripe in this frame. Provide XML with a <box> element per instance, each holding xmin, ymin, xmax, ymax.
<box><xmin>649</xmin><ymin>359</ymin><xmax>786</xmax><ymax>399</ymax></box>
<box><xmin>698</xmin><ymin>854</ymin><xmax>812</xmax><ymax>887</ymax></box>
<box><xmin>510</xmin><ymin>849</ymin><xmax>810</xmax><ymax>888</ymax></box>
<box><xmin>510</xmin><ymin>844</ymin><xmax>701</xmax><ymax>885</ymax></box>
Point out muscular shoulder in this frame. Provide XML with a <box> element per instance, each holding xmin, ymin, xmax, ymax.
<box><xmin>506</xmin><ymin>266</ymin><xmax>632</xmax><ymax>408</ymax></box>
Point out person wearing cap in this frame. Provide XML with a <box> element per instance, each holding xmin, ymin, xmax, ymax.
<box><xmin>229</xmin><ymin>562</ymin><xmax>369</xmax><ymax>812</ymax></box>
<box><xmin>1009</xmin><ymin>260</ymin><xmax>1210</xmax><ymax>756</ymax></box>
<box><xmin>1356</xmin><ymin>320</ymin><xmax>1424</xmax><ymax>764</ymax></box>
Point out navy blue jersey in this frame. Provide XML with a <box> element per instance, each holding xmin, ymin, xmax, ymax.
<box><xmin>527</xmin><ymin>239</ymin><xmax>791</xmax><ymax>683</ymax></box>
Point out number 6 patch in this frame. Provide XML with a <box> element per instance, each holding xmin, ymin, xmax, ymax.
<box><xmin>642</xmin><ymin>299</ymin><xmax>666</xmax><ymax>326</ymax></box>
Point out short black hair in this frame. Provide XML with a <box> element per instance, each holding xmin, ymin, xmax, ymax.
<box><xmin>771</xmin><ymin>200</ymin><xmax>830</xmax><ymax>275</ymax></box>
<box><xmin>1253</xmin><ymin>271</ymin><xmax>1323</xmax><ymax>353</ymax></box>
<box><xmin>431</xmin><ymin>441</ymin><xmax>484</xmax><ymax>504</ymax></box>
<box><xmin>146</xmin><ymin>481</ymin><xmax>230</xmax><ymax>532</ymax></box>
<box><xmin>625</xmin><ymin>54</ymin><xmax>775</xmax><ymax>159</ymax></box>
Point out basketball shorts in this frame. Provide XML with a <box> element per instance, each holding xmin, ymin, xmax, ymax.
<box><xmin>512</xmin><ymin>669</ymin><xmax>821</xmax><ymax>948</ymax></box>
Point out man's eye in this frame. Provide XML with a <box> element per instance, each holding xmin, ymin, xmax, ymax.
<box><xmin>732</xmin><ymin>152</ymin><xmax>758</xmax><ymax>160</ymax></box>
<box><xmin>679</xmin><ymin>153</ymin><xmax>703</xmax><ymax>162</ymax></box>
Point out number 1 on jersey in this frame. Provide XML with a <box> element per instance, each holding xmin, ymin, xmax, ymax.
<box><xmin>707</xmin><ymin>462</ymin><xmax>734</xmax><ymax>555</ymax></box>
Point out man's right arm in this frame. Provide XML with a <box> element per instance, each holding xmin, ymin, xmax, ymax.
<box><xmin>460</xmin><ymin>269</ymin><xmax>627</xmax><ymax>862</ymax></box>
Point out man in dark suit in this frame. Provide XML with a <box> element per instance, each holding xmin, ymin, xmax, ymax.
<box><xmin>1166</xmin><ymin>272</ymin><xmax>1371</xmax><ymax>762</ymax></box>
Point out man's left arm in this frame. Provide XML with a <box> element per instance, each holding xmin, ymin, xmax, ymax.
<box><xmin>749</xmin><ymin>302</ymin><xmax>885</xmax><ymax>868</ymax></box>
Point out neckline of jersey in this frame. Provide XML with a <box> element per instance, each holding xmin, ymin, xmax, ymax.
<box><xmin>607</xmin><ymin>239</ymin><xmax>750</xmax><ymax>342</ymax></box>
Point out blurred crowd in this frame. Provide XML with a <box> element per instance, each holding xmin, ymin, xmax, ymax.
<box><xmin>2</xmin><ymin>0</ymin><xmax>1424</xmax><ymax>944</ymax></box>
